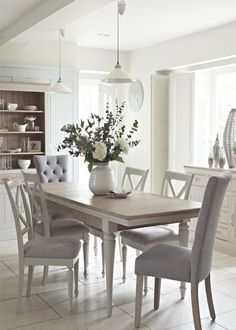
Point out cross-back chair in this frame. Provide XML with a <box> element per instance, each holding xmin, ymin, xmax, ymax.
<box><xmin>22</xmin><ymin>171</ymin><xmax>89</xmax><ymax>284</ymax></box>
<box><xmin>120</xmin><ymin>170</ymin><xmax>194</xmax><ymax>295</ymax></box>
<box><xmin>4</xmin><ymin>177</ymin><xmax>80</xmax><ymax>312</ymax></box>
<box><xmin>91</xmin><ymin>166</ymin><xmax>149</xmax><ymax>276</ymax></box>
<box><xmin>134</xmin><ymin>172</ymin><xmax>231</xmax><ymax>329</ymax></box>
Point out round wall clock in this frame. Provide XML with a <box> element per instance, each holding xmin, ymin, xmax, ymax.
<box><xmin>129</xmin><ymin>80</ymin><xmax>144</xmax><ymax>111</ymax></box>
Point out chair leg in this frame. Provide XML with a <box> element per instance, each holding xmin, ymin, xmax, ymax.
<box><xmin>117</xmin><ymin>234</ymin><xmax>123</xmax><ymax>262</ymax></box>
<box><xmin>101</xmin><ymin>241</ymin><xmax>105</xmax><ymax>277</ymax></box>
<box><xmin>191</xmin><ymin>283</ymin><xmax>202</xmax><ymax>330</ymax></box>
<box><xmin>144</xmin><ymin>276</ymin><xmax>148</xmax><ymax>296</ymax></box>
<box><xmin>67</xmin><ymin>267</ymin><xmax>73</xmax><ymax>310</ymax></box>
<box><xmin>122</xmin><ymin>244</ymin><xmax>127</xmax><ymax>283</ymax></box>
<box><xmin>135</xmin><ymin>275</ymin><xmax>143</xmax><ymax>328</ymax></box>
<box><xmin>180</xmin><ymin>281</ymin><xmax>186</xmax><ymax>299</ymax></box>
<box><xmin>86</xmin><ymin>234</ymin><xmax>90</xmax><ymax>265</ymax></box>
<box><xmin>94</xmin><ymin>236</ymin><xmax>98</xmax><ymax>256</ymax></box>
<box><xmin>26</xmin><ymin>265</ymin><xmax>34</xmax><ymax>297</ymax></box>
<box><xmin>16</xmin><ymin>262</ymin><xmax>25</xmax><ymax>313</ymax></box>
<box><xmin>154</xmin><ymin>278</ymin><xmax>161</xmax><ymax>310</ymax></box>
<box><xmin>42</xmin><ymin>266</ymin><xmax>49</xmax><ymax>285</ymax></box>
<box><xmin>205</xmin><ymin>275</ymin><xmax>216</xmax><ymax>321</ymax></box>
<box><xmin>74</xmin><ymin>260</ymin><xmax>79</xmax><ymax>297</ymax></box>
<box><xmin>83</xmin><ymin>240</ymin><xmax>88</xmax><ymax>279</ymax></box>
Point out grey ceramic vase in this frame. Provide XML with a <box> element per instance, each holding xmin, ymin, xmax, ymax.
<box><xmin>223</xmin><ymin>109</ymin><xmax>236</xmax><ymax>168</ymax></box>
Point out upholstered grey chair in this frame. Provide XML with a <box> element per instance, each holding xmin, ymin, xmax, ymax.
<box><xmin>134</xmin><ymin>172</ymin><xmax>231</xmax><ymax>329</ymax></box>
<box><xmin>4</xmin><ymin>177</ymin><xmax>80</xmax><ymax>312</ymax></box>
<box><xmin>22</xmin><ymin>171</ymin><xmax>89</xmax><ymax>285</ymax></box>
<box><xmin>91</xmin><ymin>166</ymin><xmax>149</xmax><ymax>276</ymax></box>
<box><xmin>121</xmin><ymin>170</ymin><xmax>194</xmax><ymax>295</ymax></box>
<box><xmin>34</xmin><ymin>155</ymin><xmax>70</xmax><ymax>221</ymax></box>
<box><xmin>34</xmin><ymin>155</ymin><xmax>69</xmax><ymax>183</ymax></box>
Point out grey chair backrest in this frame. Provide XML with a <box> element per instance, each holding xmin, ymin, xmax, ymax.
<box><xmin>191</xmin><ymin>172</ymin><xmax>231</xmax><ymax>284</ymax></box>
<box><xmin>34</xmin><ymin>155</ymin><xmax>69</xmax><ymax>183</ymax></box>
<box><xmin>160</xmin><ymin>170</ymin><xmax>194</xmax><ymax>200</ymax></box>
<box><xmin>22</xmin><ymin>171</ymin><xmax>51</xmax><ymax>238</ymax></box>
<box><xmin>121</xmin><ymin>167</ymin><xmax>149</xmax><ymax>192</ymax></box>
<box><xmin>4</xmin><ymin>177</ymin><xmax>32</xmax><ymax>260</ymax></box>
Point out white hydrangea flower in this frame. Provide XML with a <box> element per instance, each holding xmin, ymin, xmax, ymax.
<box><xmin>92</xmin><ymin>142</ymin><xmax>107</xmax><ymax>161</ymax></box>
<box><xmin>115</xmin><ymin>138</ymin><xmax>129</xmax><ymax>154</ymax></box>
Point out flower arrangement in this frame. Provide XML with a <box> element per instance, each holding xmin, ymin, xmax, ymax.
<box><xmin>57</xmin><ymin>103</ymin><xmax>140</xmax><ymax>171</ymax></box>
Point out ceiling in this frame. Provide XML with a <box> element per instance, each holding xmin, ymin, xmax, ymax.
<box><xmin>2</xmin><ymin>0</ymin><xmax>236</xmax><ymax>51</ymax></box>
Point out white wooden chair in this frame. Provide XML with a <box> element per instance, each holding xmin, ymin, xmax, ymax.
<box><xmin>4</xmin><ymin>177</ymin><xmax>80</xmax><ymax>312</ymax></box>
<box><xmin>91</xmin><ymin>166</ymin><xmax>149</xmax><ymax>276</ymax></box>
<box><xmin>22</xmin><ymin>171</ymin><xmax>89</xmax><ymax>284</ymax></box>
<box><xmin>120</xmin><ymin>170</ymin><xmax>194</xmax><ymax>295</ymax></box>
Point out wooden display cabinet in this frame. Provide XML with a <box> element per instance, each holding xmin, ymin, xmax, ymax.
<box><xmin>0</xmin><ymin>82</ymin><xmax>49</xmax><ymax>170</ymax></box>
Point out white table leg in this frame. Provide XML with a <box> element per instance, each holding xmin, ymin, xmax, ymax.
<box><xmin>179</xmin><ymin>221</ymin><xmax>189</xmax><ymax>299</ymax></box>
<box><xmin>103</xmin><ymin>232</ymin><xmax>116</xmax><ymax>317</ymax></box>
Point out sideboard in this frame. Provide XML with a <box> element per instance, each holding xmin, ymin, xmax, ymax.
<box><xmin>185</xmin><ymin>165</ymin><xmax>236</xmax><ymax>256</ymax></box>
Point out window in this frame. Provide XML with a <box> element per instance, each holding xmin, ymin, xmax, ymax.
<box><xmin>78</xmin><ymin>73</ymin><xmax>117</xmax><ymax>185</ymax></box>
<box><xmin>194</xmin><ymin>66</ymin><xmax>236</xmax><ymax>164</ymax></box>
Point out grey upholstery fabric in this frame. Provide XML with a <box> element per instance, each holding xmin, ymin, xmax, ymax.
<box><xmin>135</xmin><ymin>244</ymin><xmax>191</xmax><ymax>282</ymax></box>
<box><xmin>121</xmin><ymin>226</ymin><xmax>177</xmax><ymax>247</ymax></box>
<box><xmin>135</xmin><ymin>173</ymin><xmax>231</xmax><ymax>285</ymax></box>
<box><xmin>24</xmin><ymin>237</ymin><xmax>80</xmax><ymax>259</ymax></box>
<box><xmin>34</xmin><ymin>155</ymin><xmax>69</xmax><ymax>183</ymax></box>
<box><xmin>35</xmin><ymin>219</ymin><xmax>89</xmax><ymax>239</ymax></box>
<box><xmin>191</xmin><ymin>173</ymin><xmax>231</xmax><ymax>284</ymax></box>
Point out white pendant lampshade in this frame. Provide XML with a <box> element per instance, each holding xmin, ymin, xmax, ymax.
<box><xmin>51</xmin><ymin>78</ymin><xmax>72</xmax><ymax>94</ymax></box>
<box><xmin>51</xmin><ymin>29</ymin><xmax>72</xmax><ymax>94</ymax></box>
<box><xmin>102</xmin><ymin>0</ymin><xmax>134</xmax><ymax>84</ymax></box>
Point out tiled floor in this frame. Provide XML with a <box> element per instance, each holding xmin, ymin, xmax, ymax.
<box><xmin>1</xmin><ymin>239</ymin><xmax>236</xmax><ymax>330</ymax></box>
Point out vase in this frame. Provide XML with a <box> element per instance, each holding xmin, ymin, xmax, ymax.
<box><xmin>223</xmin><ymin>109</ymin><xmax>236</xmax><ymax>168</ymax></box>
<box><xmin>89</xmin><ymin>162</ymin><xmax>115</xmax><ymax>196</ymax></box>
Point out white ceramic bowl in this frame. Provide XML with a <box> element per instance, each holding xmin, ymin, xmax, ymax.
<box><xmin>8</xmin><ymin>103</ymin><xmax>18</xmax><ymax>110</ymax></box>
<box><xmin>18</xmin><ymin>159</ymin><xmax>31</xmax><ymax>169</ymax></box>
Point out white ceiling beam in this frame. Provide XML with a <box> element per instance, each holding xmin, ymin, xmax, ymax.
<box><xmin>0</xmin><ymin>0</ymin><xmax>75</xmax><ymax>45</ymax></box>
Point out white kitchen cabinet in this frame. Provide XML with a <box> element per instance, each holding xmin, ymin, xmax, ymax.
<box><xmin>185</xmin><ymin>165</ymin><xmax>236</xmax><ymax>256</ymax></box>
<box><xmin>0</xmin><ymin>184</ymin><xmax>15</xmax><ymax>240</ymax></box>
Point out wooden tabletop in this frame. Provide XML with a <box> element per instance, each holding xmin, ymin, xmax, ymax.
<box><xmin>43</xmin><ymin>182</ymin><xmax>201</xmax><ymax>227</ymax></box>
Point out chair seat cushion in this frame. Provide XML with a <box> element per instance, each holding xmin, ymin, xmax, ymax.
<box><xmin>48</xmin><ymin>209</ymin><xmax>69</xmax><ymax>221</ymax></box>
<box><xmin>24</xmin><ymin>237</ymin><xmax>80</xmax><ymax>259</ymax></box>
<box><xmin>120</xmin><ymin>226</ymin><xmax>178</xmax><ymax>247</ymax></box>
<box><xmin>35</xmin><ymin>219</ymin><xmax>89</xmax><ymax>239</ymax></box>
<box><xmin>135</xmin><ymin>243</ymin><xmax>191</xmax><ymax>283</ymax></box>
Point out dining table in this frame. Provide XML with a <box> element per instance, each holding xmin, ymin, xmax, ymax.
<box><xmin>43</xmin><ymin>182</ymin><xmax>201</xmax><ymax>317</ymax></box>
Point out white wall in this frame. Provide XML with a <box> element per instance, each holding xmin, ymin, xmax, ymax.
<box><xmin>0</xmin><ymin>40</ymin><xmax>129</xmax><ymax>72</ymax></box>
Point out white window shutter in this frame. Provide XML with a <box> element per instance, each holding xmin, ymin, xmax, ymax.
<box><xmin>169</xmin><ymin>72</ymin><xmax>195</xmax><ymax>171</ymax></box>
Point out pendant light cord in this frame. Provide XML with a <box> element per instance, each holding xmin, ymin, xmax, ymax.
<box><xmin>117</xmin><ymin>1</ymin><xmax>120</xmax><ymax>66</ymax></box>
<box><xmin>58</xmin><ymin>29</ymin><xmax>61</xmax><ymax>82</ymax></box>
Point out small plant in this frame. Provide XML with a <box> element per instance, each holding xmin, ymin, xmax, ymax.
<box><xmin>233</xmin><ymin>141</ymin><xmax>236</xmax><ymax>154</ymax></box>
<box><xmin>219</xmin><ymin>147</ymin><xmax>226</xmax><ymax>168</ymax></box>
<box><xmin>208</xmin><ymin>148</ymin><xmax>214</xmax><ymax>160</ymax></box>
<box><xmin>219</xmin><ymin>154</ymin><xmax>225</xmax><ymax>161</ymax></box>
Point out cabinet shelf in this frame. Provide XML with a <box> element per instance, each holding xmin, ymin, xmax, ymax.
<box><xmin>0</xmin><ymin>131</ymin><xmax>44</xmax><ymax>134</ymax></box>
<box><xmin>0</xmin><ymin>152</ymin><xmax>44</xmax><ymax>156</ymax></box>
<box><xmin>0</xmin><ymin>110</ymin><xmax>44</xmax><ymax>113</ymax></box>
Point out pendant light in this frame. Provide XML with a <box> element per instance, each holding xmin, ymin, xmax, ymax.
<box><xmin>51</xmin><ymin>29</ymin><xmax>72</xmax><ymax>94</ymax></box>
<box><xmin>102</xmin><ymin>0</ymin><xmax>134</xmax><ymax>84</ymax></box>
